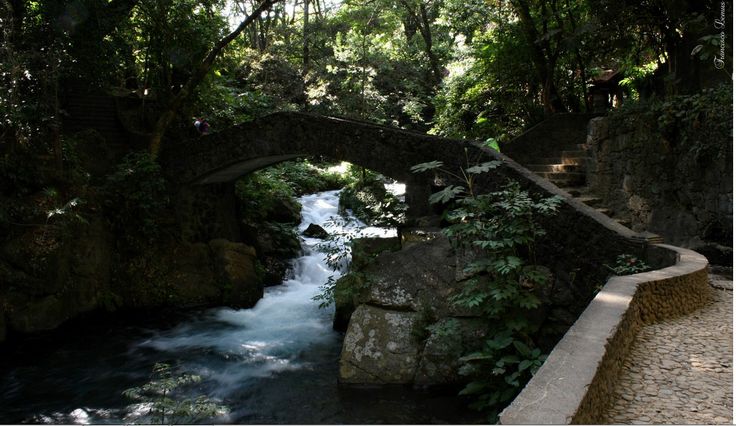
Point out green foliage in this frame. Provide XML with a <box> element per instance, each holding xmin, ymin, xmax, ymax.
<box><xmin>415</xmin><ymin>157</ymin><xmax>562</xmax><ymax>420</ymax></box>
<box><xmin>315</xmin><ymin>216</ymin><xmax>363</xmax><ymax>272</ymax></box>
<box><xmin>102</xmin><ymin>151</ymin><xmax>170</xmax><ymax>247</ymax></box>
<box><xmin>605</xmin><ymin>254</ymin><xmax>650</xmax><ymax>276</ymax></box>
<box><xmin>337</xmin><ymin>165</ymin><xmax>406</xmax><ymax>227</ymax></box>
<box><xmin>236</xmin><ymin>169</ymin><xmax>295</xmax><ymax>224</ymax></box>
<box><xmin>44</xmin><ymin>192</ymin><xmax>87</xmax><ymax>228</ymax></box>
<box><xmin>609</xmin><ymin>84</ymin><xmax>732</xmax><ymax>163</ymax></box>
<box><xmin>313</xmin><ymin>271</ymin><xmax>369</xmax><ymax>310</ymax></box>
<box><xmin>236</xmin><ymin>159</ymin><xmax>350</xmax><ymax>223</ymax></box>
<box><xmin>123</xmin><ymin>362</ymin><xmax>227</xmax><ymax>424</ymax></box>
<box><xmin>312</xmin><ymin>275</ymin><xmax>339</xmax><ymax>309</ymax></box>
<box><xmin>412</xmin><ymin>155</ymin><xmax>501</xmax><ymax>199</ymax></box>
<box><xmin>655</xmin><ymin>84</ymin><xmax>732</xmax><ymax>160</ymax></box>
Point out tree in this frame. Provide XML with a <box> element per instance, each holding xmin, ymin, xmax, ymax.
<box><xmin>397</xmin><ymin>0</ymin><xmax>444</xmax><ymax>85</ymax></box>
<box><xmin>510</xmin><ymin>0</ymin><xmax>567</xmax><ymax>113</ymax></box>
<box><xmin>149</xmin><ymin>0</ymin><xmax>282</xmax><ymax>157</ymax></box>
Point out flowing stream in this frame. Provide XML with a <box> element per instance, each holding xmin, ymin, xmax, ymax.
<box><xmin>0</xmin><ymin>190</ymin><xmax>480</xmax><ymax>424</ymax></box>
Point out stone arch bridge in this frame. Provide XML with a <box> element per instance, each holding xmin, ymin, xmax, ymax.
<box><xmin>162</xmin><ymin>110</ymin><xmax>662</xmax><ymax>270</ymax></box>
<box><xmin>163</xmin><ymin>111</ymin><xmax>486</xmax><ymax>217</ymax></box>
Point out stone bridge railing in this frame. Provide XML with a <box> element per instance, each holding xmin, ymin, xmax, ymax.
<box><xmin>499</xmin><ymin>244</ymin><xmax>709</xmax><ymax>424</ymax></box>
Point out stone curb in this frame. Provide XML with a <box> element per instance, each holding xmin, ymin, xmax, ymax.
<box><xmin>499</xmin><ymin>244</ymin><xmax>710</xmax><ymax>425</ymax></box>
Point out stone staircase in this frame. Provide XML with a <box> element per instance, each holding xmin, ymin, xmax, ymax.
<box><xmin>502</xmin><ymin>114</ymin><xmax>632</xmax><ymax>228</ymax></box>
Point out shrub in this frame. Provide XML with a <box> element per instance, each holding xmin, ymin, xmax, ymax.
<box><xmin>102</xmin><ymin>151</ymin><xmax>170</xmax><ymax>248</ymax></box>
<box><xmin>123</xmin><ymin>363</ymin><xmax>227</xmax><ymax>424</ymax></box>
<box><xmin>412</xmin><ymin>160</ymin><xmax>562</xmax><ymax>421</ymax></box>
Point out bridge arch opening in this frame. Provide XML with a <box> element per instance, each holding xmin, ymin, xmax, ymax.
<box><xmin>233</xmin><ymin>157</ymin><xmax>410</xmax><ymax>228</ymax></box>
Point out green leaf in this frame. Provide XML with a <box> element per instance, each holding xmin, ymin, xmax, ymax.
<box><xmin>466</xmin><ymin>161</ymin><xmax>501</xmax><ymax>174</ymax></box>
<box><xmin>459</xmin><ymin>352</ymin><xmax>495</xmax><ymax>362</ymax></box>
<box><xmin>486</xmin><ymin>334</ymin><xmax>514</xmax><ymax>350</ymax></box>
<box><xmin>518</xmin><ymin>359</ymin><xmax>533</xmax><ymax>372</ymax></box>
<box><xmin>428</xmin><ymin>185</ymin><xmax>464</xmax><ymax>204</ymax></box>
<box><xmin>484</xmin><ymin>138</ymin><xmax>501</xmax><ymax>152</ymax></box>
<box><xmin>497</xmin><ymin>354</ymin><xmax>520</xmax><ymax>366</ymax></box>
<box><xmin>513</xmin><ymin>340</ymin><xmax>532</xmax><ymax>357</ymax></box>
<box><xmin>459</xmin><ymin>380</ymin><xmax>488</xmax><ymax>395</ymax></box>
<box><xmin>411</xmin><ymin>161</ymin><xmax>444</xmax><ymax>173</ymax></box>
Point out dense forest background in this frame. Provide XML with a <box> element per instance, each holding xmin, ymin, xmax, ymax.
<box><xmin>1</xmin><ymin>0</ymin><xmax>731</xmax><ymax>154</ymax></box>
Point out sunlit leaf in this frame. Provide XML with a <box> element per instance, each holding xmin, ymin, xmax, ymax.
<box><xmin>410</xmin><ymin>161</ymin><xmax>443</xmax><ymax>173</ymax></box>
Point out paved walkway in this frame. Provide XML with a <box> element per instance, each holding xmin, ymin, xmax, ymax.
<box><xmin>603</xmin><ymin>270</ymin><xmax>733</xmax><ymax>424</ymax></box>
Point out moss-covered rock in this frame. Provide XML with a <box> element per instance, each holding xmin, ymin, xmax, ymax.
<box><xmin>121</xmin><ymin>241</ymin><xmax>222</xmax><ymax>308</ymax></box>
<box><xmin>209</xmin><ymin>239</ymin><xmax>263</xmax><ymax>308</ymax></box>
<box><xmin>337</xmin><ymin>234</ymin><xmax>491</xmax><ymax>387</ymax></box>
<box><xmin>339</xmin><ymin>305</ymin><xmax>421</xmax><ymax>384</ymax></box>
<box><xmin>350</xmin><ymin>237</ymin><xmax>401</xmax><ymax>271</ymax></box>
<box><xmin>0</xmin><ymin>217</ymin><xmax>113</xmax><ymax>334</ymax></box>
<box><xmin>333</xmin><ymin>272</ymin><xmax>368</xmax><ymax>332</ymax></box>
<box><xmin>415</xmin><ymin>318</ymin><xmax>489</xmax><ymax>386</ymax></box>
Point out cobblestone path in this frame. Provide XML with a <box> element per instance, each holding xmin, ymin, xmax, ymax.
<box><xmin>603</xmin><ymin>270</ymin><xmax>733</xmax><ymax>424</ymax></box>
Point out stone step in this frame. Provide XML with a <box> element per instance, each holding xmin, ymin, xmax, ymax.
<box><xmin>538</xmin><ymin>172</ymin><xmax>586</xmax><ymax>187</ymax></box>
<box><xmin>559</xmin><ymin>187</ymin><xmax>583</xmax><ymax>197</ymax></box>
<box><xmin>615</xmin><ymin>218</ymin><xmax>632</xmax><ymax>228</ymax></box>
<box><xmin>595</xmin><ymin>207</ymin><xmax>612</xmax><ymax>216</ymax></box>
<box><xmin>537</xmin><ymin>156</ymin><xmax>587</xmax><ymax>165</ymax></box>
<box><xmin>527</xmin><ymin>164</ymin><xmax>582</xmax><ymax>173</ymax></box>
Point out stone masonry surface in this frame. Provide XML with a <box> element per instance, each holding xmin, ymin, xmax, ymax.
<box><xmin>602</xmin><ymin>272</ymin><xmax>733</xmax><ymax>424</ymax></box>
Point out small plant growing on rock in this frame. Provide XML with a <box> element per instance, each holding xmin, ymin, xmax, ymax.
<box><xmin>606</xmin><ymin>253</ymin><xmax>650</xmax><ymax>276</ymax></box>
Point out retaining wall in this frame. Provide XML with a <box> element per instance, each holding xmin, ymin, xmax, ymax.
<box><xmin>499</xmin><ymin>244</ymin><xmax>710</xmax><ymax>424</ymax></box>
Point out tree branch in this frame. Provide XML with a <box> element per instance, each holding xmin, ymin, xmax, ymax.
<box><xmin>149</xmin><ymin>0</ymin><xmax>281</xmax><ymax>157</ymax></box>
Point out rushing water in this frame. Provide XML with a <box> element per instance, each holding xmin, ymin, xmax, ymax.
<box><xmin>0</xmin><ymin>190</ymin><xmax>481</xmax><ymax>424</ymax></box>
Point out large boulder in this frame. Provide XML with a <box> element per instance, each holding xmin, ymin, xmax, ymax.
<box><xmin>361</xmin><ymin>236</ymin><xmax>461</xmax><ymax>315</ymax></box>
<box><xmin>350</xmin><ymin>237</ymin><xmax>400</xmax><ymax>271</ymax></box>
<box><xmin>251</xmin><ymin>222</ymin><xmax>301</xmax><ymax>259</ymax></box>
<box><xmin>266</xmin><ymin>197</ymin><xmax>302</xmax><ymax>224</ymax></box>
<box><xmin>303</xmin><ymin>223</ymin><xmax>329</xmax><ymax>239</ymax></box>
<box><xmin>337</xmin><ymin>235</ymin><xmax>490</xmax><ymax>386</ymax></box>
<box><xmin>339</xmin><ymin>305</ymin><xmax>421</xmax><ymax>384</ymax></box>
<box><xmin>209</xmin><ymin>239</ymin><xmax>263</xmax><ymax>308</ymax></box>
<box><xmin>122</xmin><ymin>242</ymin><xmax>222</xmax><ymax>308</ymax></box>
<box><xmin>1</xmin><ymin>217</ymin><xmax>114</xmax><ymax>335</ymax></box>
<box><xmin>332</xmin><ymin>237</ymin><xmax>401</xmax><ymax>331</ymax></box>
<box><xmin>241</xmin><ymin>220</ymin><xmax>301</xmax><ymax>286</ymax></box>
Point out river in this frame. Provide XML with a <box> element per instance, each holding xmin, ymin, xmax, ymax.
<box><xmin>0</xmin><ymin>190</ymin><xmax>481</xmax><ymax>424</ymax></box>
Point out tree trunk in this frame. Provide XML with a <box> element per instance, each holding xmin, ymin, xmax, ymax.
<box><xmin>149</xmin><ymin>0</ymin><xmax>280</xmax><ymax>157</ymax></box>
<box><xmin>398</xmin><ymin>0</ymin><xmax>442</xmax><ymax>86</ymax></box>
<box><xmin>512</xmin><ymin>0</ymin><xmax>566</xmax><ymax>113</ymax></box>
<box><xmin>417</xmin><ymin>3</ymin><xmax>443</xmax><ymax>85</ymax></box>
<box><xmin>302</xmin><ymin>0</ymin><xmax>309</xmax><ymax>77</ymax></box>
